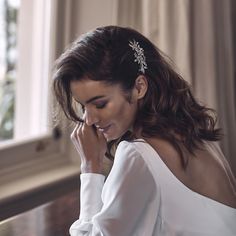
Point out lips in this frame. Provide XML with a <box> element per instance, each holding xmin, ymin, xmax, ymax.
<box><xmin>96</xmin><ymin>124</ymin><xmax>111</xmax><ymax>133</ymax></box>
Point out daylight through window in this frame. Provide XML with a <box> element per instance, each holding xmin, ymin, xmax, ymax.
<box><xmin>0</xmin><ymin>0</ymin><xmax>20</xmax><ymax>141</ymax></box>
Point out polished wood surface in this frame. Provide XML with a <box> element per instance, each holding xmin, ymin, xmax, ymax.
<box><xmin>0</xmin><ymin>190</ymin><xmax>80</xmax><ymax>236</ymax></box>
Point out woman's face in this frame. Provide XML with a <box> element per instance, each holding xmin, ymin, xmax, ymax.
<box><xmin>70</xmin><ymin>77</ymin><xmax>139</xmax><ymax>141</ymax></box>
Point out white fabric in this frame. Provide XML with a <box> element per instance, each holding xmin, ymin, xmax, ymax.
<box><xmin>69</xmin><ymin>140</ymin><xmax>236</xmax><ymax>236</ymax></box>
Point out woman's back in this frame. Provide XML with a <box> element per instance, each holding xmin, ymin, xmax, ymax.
<box><xmin>145</xmin><ymin>137</ymin><xmax>236</xmax><ymax>208</ymax></box>
<box><xmin>131</xmin><ymin>139</ymin><xmax>236</xmax><ymax>235</ymax></box>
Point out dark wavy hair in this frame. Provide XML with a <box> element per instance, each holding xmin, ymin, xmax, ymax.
<box><xmin>53</xmin><ymin>25</ymin><xmax>222</xmax><ymax>167</ymax></box>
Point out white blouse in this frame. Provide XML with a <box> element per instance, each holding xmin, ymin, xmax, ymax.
<box><xmin>69</xmin><ymin>139</ymin><xmax>236</xmax><ymax>236</ymax></box>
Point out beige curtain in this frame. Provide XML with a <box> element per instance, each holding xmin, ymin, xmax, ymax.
<box><xmin>114</xmin><ymin>0</ymin><xmax>236</xmax><ymax>175</ymax></box>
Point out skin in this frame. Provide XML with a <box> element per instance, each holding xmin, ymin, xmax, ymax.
<box><xmin>70</xmin><ymin>75</ymin><xmax>147</xmax><ymax>173</ymax></box>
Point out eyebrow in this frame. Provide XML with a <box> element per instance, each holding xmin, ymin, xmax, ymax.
<box><xmin>75</xmin><ymin>95</ymin><xmax>106</xmax><ymax>105</ymax></box>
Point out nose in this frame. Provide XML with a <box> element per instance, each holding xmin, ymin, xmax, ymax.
<box><xmin>84</xmin><ymin>109</ymin><xmax>99</xmax><ymax>126</ymax></box>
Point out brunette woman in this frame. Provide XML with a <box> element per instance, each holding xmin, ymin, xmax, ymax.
<box><xmin>53</xmin><ymin>26</ymin><xmax>236</xmax><ymax>236</ymax></box>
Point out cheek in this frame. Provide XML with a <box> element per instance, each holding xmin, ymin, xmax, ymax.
<box><xmin>104</xmin><ymin>103</ymin><xmax>124</xmax><ymax>121</ymax></box>
<box><xmin>112</xmin><ymin>101</ymin><xmax>137</xmax><ymax>125</ymax></box>
<box><xmin>100</xmin><ymin>97</ymin><xmax>137</xmax><ymax>126</ymax></box>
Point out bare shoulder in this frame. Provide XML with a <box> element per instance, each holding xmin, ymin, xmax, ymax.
<box><xmin>144</xmin><ymin>138</ymin><xmax>236</xmax><ymax>208</ymax></box>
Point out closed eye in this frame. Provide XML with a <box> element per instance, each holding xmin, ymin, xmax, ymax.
<box><xmin>80</xmin><ymin>102</ymin><xmax>106</xmax><ymax>113</ymax></box>
<box><xmin>75</xmin><ymin>99</ymin><xmax>107</xmax><ymax>113</ymax></box>
<box><xmin>95</xmin><ymin>102</ymin><xmax>107</xmax><ymax>109</ymax></box>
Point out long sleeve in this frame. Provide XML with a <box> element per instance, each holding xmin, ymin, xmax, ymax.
<box><xmin>69</xmin><ymin>141</ymin><xmax>157</xmax><ymax>236</ymax></box>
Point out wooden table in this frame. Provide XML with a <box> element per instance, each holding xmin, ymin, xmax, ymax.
<box><xmin>0</xmin><ymin>190</ymin><xmax>80</xmax><ymax>236</ymax></box>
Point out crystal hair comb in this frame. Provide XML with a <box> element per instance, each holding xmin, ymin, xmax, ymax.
<box><xmin>129</xmin><ymin>39</ymin><xmax>147</xmax><ymax>74</ymax></box>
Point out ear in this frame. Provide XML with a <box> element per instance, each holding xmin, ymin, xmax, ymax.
<box><xmin>133</xmin><ymin>75</ymin><xmax>148</xmax><ymax>100</ymax></box>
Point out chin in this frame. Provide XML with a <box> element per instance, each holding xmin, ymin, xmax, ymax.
<box><xmin>105</xmin><ymin>129</ymin><xmax>129</xmax><ymax>142</ymax></box>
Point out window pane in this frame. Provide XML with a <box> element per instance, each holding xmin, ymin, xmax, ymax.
<box><xmin>0</xmin><ymin>0</ymin><xmax>20</xmax><ymax>141</ymax></box>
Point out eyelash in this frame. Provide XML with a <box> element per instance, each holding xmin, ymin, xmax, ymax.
<box><xmin>95</xmin><ymin>102</ymin><xmax>107</xmax><ymax>109</ymax></box>
<box><xmin>80</xmin><ymin>102</ymin><xmax>107</xmax><ymax>112</ymax></box>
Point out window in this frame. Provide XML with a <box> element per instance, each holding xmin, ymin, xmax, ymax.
<box><xmin>0</xmin><ymin>0</ymin><xmax>52</xmax><ymax>142</ymax></box>
<box><xmin>0</xmin><ymin>0</ymin><xmax>79</xmax><ymax>216</ymax></box>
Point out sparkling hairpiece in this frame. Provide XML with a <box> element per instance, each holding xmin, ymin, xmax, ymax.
<box><xmin>129</xmin><ymin>39</ymin><xmax>147</xmax><ymax>74</ymax></box>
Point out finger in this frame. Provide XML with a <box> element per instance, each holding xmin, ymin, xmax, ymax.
<box><xmin>75</xmin><ymin>128</ymin><xmax>83</xmax><ymax>145</ymax></box>
<box><xmin>71</xmin><ymin>123</ymin><xmax>80</xmax><ymax>140</ymax></box>
<box><xmin>81</xmin><ymin>122</ymin><xmax>97</xmax><ymax>138</ymax></box>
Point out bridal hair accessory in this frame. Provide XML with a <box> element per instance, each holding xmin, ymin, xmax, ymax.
<box><xmin>129</xmin><ymin>39</ymin><xmax>147</xmax><ymax>74</ymax></box>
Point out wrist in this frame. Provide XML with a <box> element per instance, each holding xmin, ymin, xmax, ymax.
<box><xmin>80</xmin><ymin>161</ymin><xmax>103</xmax><ymax>174</ymax></box>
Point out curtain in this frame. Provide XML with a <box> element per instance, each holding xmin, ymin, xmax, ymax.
<box><xmin>114</xmin><ymin>0</ymin><xmax>236</xmax><ymax>175</ymax></box>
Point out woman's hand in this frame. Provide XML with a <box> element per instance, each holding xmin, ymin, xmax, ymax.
<box><xmin>71</xmin><ymin>122</ymin><xmax>107</xmax><ymax>174</ymax></box>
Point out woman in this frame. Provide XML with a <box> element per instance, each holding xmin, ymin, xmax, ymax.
<box><xmin>53</xmin><ymin>26</ymin><xmax>236</xmax><ymax>235</ymax></box>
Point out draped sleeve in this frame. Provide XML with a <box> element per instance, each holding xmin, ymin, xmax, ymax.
<box><xmin>69</xmin><ymin>141</ymin><xmax>156</xmax><ymax>236</ymax></box>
